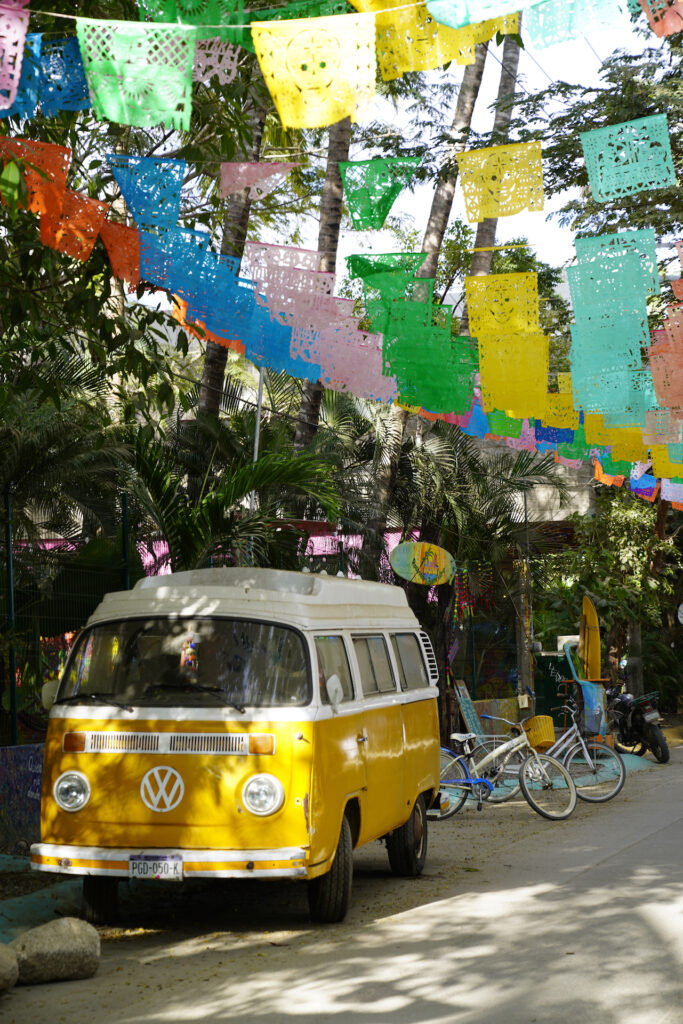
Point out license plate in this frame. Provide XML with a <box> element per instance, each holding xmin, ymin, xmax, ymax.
<box><xmin>129</xmin><ymin>855</ymin><xmax>183</xmax><ymax>881</ymax></box>
<box><xmin>643</xmin><ymin>710</ymin><xmax>659</xmax><ymax>723</ymax></box>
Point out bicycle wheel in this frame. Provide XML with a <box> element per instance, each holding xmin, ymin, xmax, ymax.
<box><xmin>471</xmin><ymin>737</ymin><xmax>523</xmax><ymax>803</ymax></box>
<box><xmin>563</xmin><ymin>741</ymin><xmax>626</xmax><ymax>803</ymax></box>
<box><xmin>518</xmin><ymin>753</ymin><xmax>577</xmax><ymax>821</ymax></box>
<box><xmin>435</xmin><ymin>750</ymin><xmax>469</xmax><ymax>819</ymax></box>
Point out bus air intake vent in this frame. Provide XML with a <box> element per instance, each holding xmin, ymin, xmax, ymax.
<box><xmin>89</xmin><ymin>732</ymin><xmax>160</xmax><ymax>753</ymax></box>
<box><xmin>419</xmin><ymin>631</ymin><xmax>440</xmax><ymax>684</ymax></box>
<box><xmin>169</xmin><ymin>733</ymin><xmax>248</xmax><ymax>754</ymax></box>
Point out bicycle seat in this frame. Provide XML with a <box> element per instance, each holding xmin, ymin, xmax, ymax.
<box><xmin>450</xmin><ymin>732</ymin><xmax>477</xmax><ymax>743</ymax></box>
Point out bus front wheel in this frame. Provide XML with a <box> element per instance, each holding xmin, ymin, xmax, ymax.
<box><xmin>308</xmin><ymin>815</ymin><xmax>353</xmax><ymax>924</ymax></box>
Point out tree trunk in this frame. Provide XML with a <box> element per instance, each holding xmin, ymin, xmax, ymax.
<box><xmin>363</xmin><ymin>404</ymin><xmax>409</xmax><ymax>577</ymax></box>
<box><xmin>419</xmin><ymin>43</ymin><xmax>489</xmax><ymax>281</ymax></box>
<box><xmin>365</xmin><ymin>51</ymin><xmax>491</xmax><ymax>564</ymax></box>
<box><xmin>459</xmin><ymin>27</ymin><xmax>523</xmax><ymax>333</ymax></box>
<box><xmin>626</xmin><ymin>618</ymin><xmax>644</xmax><ymax>698</ymax></box>
<box><xmin>293</xmin><ymin>117</ymin><xmax>352</xmax><ymax>450</ymax></box>
<box><xmin>453</xmin><ymin>30</ymin><xmax>525</xmax><ymax>694</ymax></box>
<box><xmin>199</xmin><ymin>97</ymin><xmax>269</xmax><ymax>417</ymax></box>
<box><xmin>655</xmin><ymin>496</ymin><xmax>671</xmax><ymax>541</ymax></box>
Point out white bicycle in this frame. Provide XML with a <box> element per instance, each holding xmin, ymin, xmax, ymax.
<box><xmin>434</xmin><ymin>714</ymin><xmax>578</xmax><ymax>822</ymax></box>
<box><xmin>470</xmin><ymin>702</ymin><xmax>626</xmax><ymax>804</ymax></box>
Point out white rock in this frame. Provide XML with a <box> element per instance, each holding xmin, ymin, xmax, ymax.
<box><xmin>0</xmin><ymin>943</ymin><xmax>19</xmax><ymax>993</ymax></box>
<box><xmin>9</xmin><ymin>917</ymin><xmax>100</xmax><ymax>985</ymax></box>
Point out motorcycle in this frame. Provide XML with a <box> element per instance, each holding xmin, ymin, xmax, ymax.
<box><xmin>605</xmin><ymin>684</ymin><xmax>670</xmax><ymax>763</ymax></box>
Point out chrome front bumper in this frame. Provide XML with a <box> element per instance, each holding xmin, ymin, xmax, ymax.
<box><xmin>30</xmin><ymin>843</ymin><xmax>309</xmax><ymax>879</ymax></box>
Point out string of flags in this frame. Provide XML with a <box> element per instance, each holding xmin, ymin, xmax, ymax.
<box><xmin>1</xmin><ymin>115</ymin><xmax>681</xmax><ymax>498</ymax></box>
<box><xmin>2</xmin><ymin>1</ymin><xmax>678</xmax><ymax>129</ymax></box>
<box><xmin>1</xmin><ymin>6</ymin><xmax>682</xmax><ymax>505</ymax></box>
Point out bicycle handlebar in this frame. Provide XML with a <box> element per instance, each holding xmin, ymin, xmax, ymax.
<box><xmin>480</xmin><ymin>713</ymin><xmax>534</xmax><ymax>727</ymax></box>
<box><xmin>551</xmin><ymin>704</ymin><xmax>578</xmax><ymax>717</ymax></box>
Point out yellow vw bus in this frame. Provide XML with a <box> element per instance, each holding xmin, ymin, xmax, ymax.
<box><xmin>32</xmin><ymin>568</ymin><xmax>441</xmax><ymax>923</ymax></box>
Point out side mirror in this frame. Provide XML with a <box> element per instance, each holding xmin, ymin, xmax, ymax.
<box><xmin>325</xmin><ymin>674</ymin><xmax>344</xmax><ymax>712</ymax></box>
<box><xmin>41</xmin><ymin>678</ymin><xmax>60</xmax><ymax>711</ymax></box>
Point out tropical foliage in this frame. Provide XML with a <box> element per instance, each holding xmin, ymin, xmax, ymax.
<box><xmin>532</xmin><ymin>488</ymin><xmax>683</xmax><ymax>707</ymax></box>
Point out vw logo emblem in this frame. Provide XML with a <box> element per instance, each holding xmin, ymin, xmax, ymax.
<box><xmin>140</xmin><ymin>766</ymin><xmax>184</xmax><ymax>813</ymax></box>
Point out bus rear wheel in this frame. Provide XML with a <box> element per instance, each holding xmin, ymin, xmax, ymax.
<box><xmin>386</xmin><ymin>794</ymin><xmax>428</xmax><ymax>877</ymax></box>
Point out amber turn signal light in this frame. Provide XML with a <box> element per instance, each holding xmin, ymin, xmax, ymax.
<box><xmin>249</xmin><ymin>734</ymin><xmax>275</xmax><ymax>755</ymax></box>
<box><xmin>63</xmin><ymin>732</ymin><xmax>86</xmax><ymax>753</ymax></box>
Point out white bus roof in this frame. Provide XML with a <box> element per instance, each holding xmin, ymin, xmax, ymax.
<box><xmin>87</xmin><ymin>568</ymin><xmax>421</xmax><ymax>631</ymax></box>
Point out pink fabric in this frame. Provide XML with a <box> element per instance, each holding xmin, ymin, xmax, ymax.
<box><xmin>642</xmin><ymin>409</ymin><xmax>682</xmax><ymax>444</ymax></box>
<box><xmin>244</xmin><ymin>240</ymin><xmax>321</xmax><ymax>273</ymax></box>
<box><xmin>243</xmin><ymin>239</ymin><xmax>394</xmax><ymax>400</ymax></box>
<box><xmin>662</xmin><ymin>479</ymin><xmax>683</xmax><ymax>502</ymax></box>
<box><xmin>193</xmin><ymin>36</ymin><xmax>239</xmax><ymax>85</ymax></box>
<box><xmin>505</xmin><ymin>419</ymin><xmax>537</xmax><ymax>450</ymax></box>
<box><xmin>290</xmin><ymin>298</ymin><xmax>357</xmax><ymax>361</ymax></box>
<box><xmin>648</xmin><ymin>335</ymin><xmax>683</xmax><ymax>411</ymax></box>
<box><xmin>319</xmin><ymin>324</ymin><xmax>397</xmax><ymax>404</ymax></box>
<box><xmin>630</xmin><ymin>461</ymin><xmax>652</xmax><ymax>480</ymax></box>
<box><xmin>0</xmin><ymin>3</ymin><xmax>29</xmax><ymax>110</ymax></box>
<box><xmin>639</xmin><ymin>0</ymin><xmax>683</xmax><ymax>36</ymax></box>
<box><xmin>218</xmin><ymin>162</ymin><xmax>298</xmax><ymax>201</ymax></box>
<box><xmin>250</xmin><ymin>264</ymin><xmax>337</xmax><ymax>328</ymax></box>
<box><xmin>663</xmin><ymin>303</ymin><xmax>683</xmax><ymax>345</ymax></box>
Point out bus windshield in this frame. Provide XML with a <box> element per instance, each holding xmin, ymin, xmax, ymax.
<box><xmin>57</xmin><ymin>617</ymin><xmax>311</xmax><ymax>708</ymax></box>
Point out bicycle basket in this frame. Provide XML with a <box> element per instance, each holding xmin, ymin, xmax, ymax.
<box><xmin>522</xmin><ymin>715</ymin><xmax>555</xmax><ymax>751</ymax></box>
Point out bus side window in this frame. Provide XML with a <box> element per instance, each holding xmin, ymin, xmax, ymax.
<box><xmin>353</xmin><ymin>636</ymin><xmax>396</xmax><ymax>696</ymax></box>
<box><xmin>315</xmin><ymin>636</ymin><xmax>354</xmax><ymax>704</ymax></box>
<box><xmin>391</xmin><ymin>634</ymin><xmax>429</xmax><ymax>691</ymax></box>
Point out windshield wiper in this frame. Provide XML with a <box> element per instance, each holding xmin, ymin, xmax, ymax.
<box><xmin>155</xmin><ymin>680</ymin><xmax>246</xmax><ymax>714</ymax></box>
<box><xmin>58</xmin><ymin>692</ymin><xmax>134</xmax><ymax>713</ymax></box>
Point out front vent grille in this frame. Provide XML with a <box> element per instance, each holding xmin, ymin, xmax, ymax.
<box><xmin>169</xmin><ymin>733</ymin><xmax>248</xmax><ymax>755</ymax></box>
<box><xmin>88</xmin><ymin>732</ymin><xmax>160</xmax><ymax>753</ymax></box>
<box><xmin>76</xmin><ymin>732</ymin><xmax>263</xmax><ymax>755</ymax></box>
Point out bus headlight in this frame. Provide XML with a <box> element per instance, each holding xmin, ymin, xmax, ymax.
<box><xmin>242</xmin><ymin>774</ymin><xmax>284</xmax><ymax>816</ymax></box>
<box><xmin>54</xmin><ymin>771</ymin><xmax>91</xmax><ymax>812</ymax></box>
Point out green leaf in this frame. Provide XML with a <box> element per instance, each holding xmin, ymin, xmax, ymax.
<box><xmin>0</xmin><ymin>161</ymin><xmax>21</xmax><ymax>213</ymax></box>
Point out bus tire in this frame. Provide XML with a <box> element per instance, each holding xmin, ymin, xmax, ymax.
<box><xmin>308</xmin><ymin>815</ymin><xmax>353</xmax><ymax>924</ymax></box>
<box><xmin>83</xmin><ymin>875</ymin><xmax>119</xmax><ymax>925</ymax></box>
<box><xmin>386</xmin><ymin>794</ymin><xmax>428</xmax><ymax>877</ymax></box>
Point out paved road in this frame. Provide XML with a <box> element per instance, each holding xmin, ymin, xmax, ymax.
<box><xmin>3</xmin><ymin>748</ymin><xmax>682</xmax><ymax>1024</ymax></box>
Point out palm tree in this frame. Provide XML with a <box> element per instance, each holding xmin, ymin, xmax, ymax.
<box><xmin>131</xmin><ymin>422</ymin><xmax>340</xmax><ymax>572</ymax></box>
<box><xmin>0</xmin><ymin>359</ymin><xmax>128</xmax><ymax>542</ymax></box>
<box><xmin>293</xmin><ymin>117</ymin><xmax>352</xmax><ymax>450</ymax></box>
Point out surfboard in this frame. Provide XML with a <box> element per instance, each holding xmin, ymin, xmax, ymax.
<box><xmin>579</xmin><ymin>594</ymin><xmax>602</xmax><ymax>680</ymax></box>
<box><xmin>390</xmin><ymin>541</ymin><xmax>456</xmax><ymax>586</ymax></box>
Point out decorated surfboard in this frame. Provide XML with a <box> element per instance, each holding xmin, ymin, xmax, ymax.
<box><xmin>579</xmin><ymin>594</ymin><xmax>602</xmax><ymax>681</ymax></box>
<box><xmin>390</xmin><ymin>541</ymin><xmax>456</xmax><ymax>586</ymax></box>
